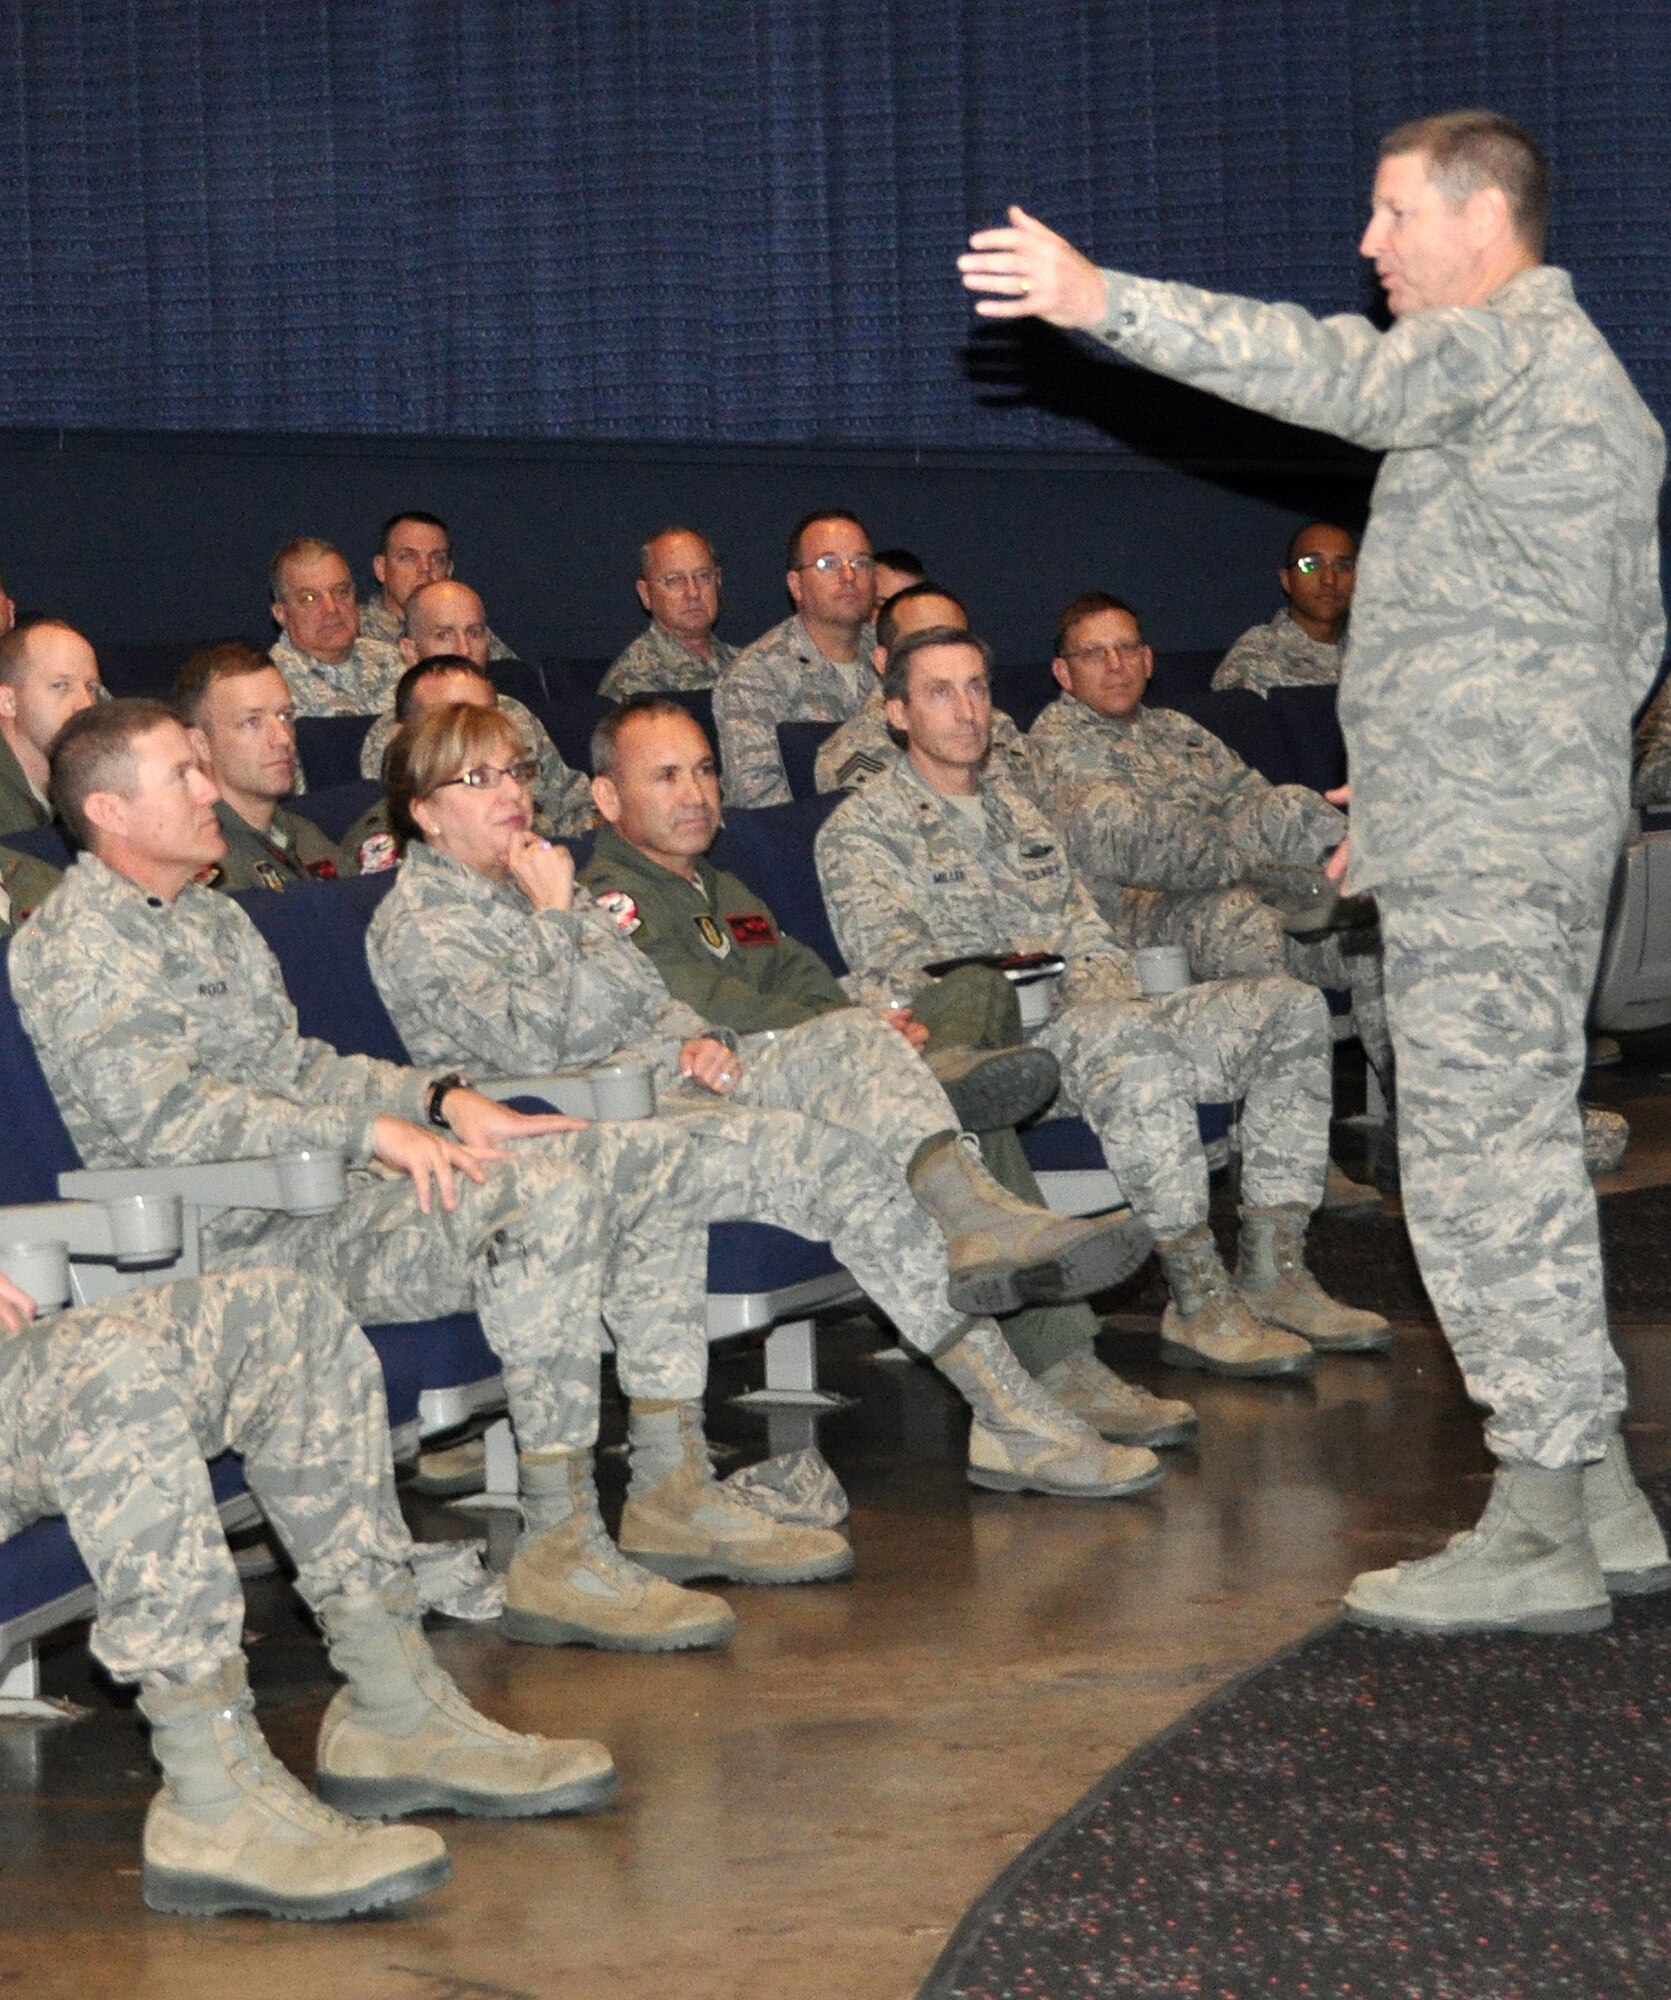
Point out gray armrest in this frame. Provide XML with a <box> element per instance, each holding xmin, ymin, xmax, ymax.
<box><xmin>0</xmin><ymin>1194</ymin><xmax>188</xmax><ymax>1308</ymax></box>
<box><xmin>475</xmin><ymin>1063</ymin><xmax>656</xmax><ymax>1121</ymax></box>
<box><xmin>60</xmin><ymin>1149</ymin><xmax>349</xmax><ymax>1219</ymax></box>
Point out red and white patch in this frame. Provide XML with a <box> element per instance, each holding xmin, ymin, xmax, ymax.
<box><xmin>357</xmin><ymin>833</ymin><xmax>400</xmax><ymax>874</ymax></box>
<box><xmin>595</xmin><ymin>890</ymin><xmax>642</xmax><ymax>935</ymax></box>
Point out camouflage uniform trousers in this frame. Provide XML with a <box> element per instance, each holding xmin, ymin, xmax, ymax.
<box><xmin>1105</xmin><ymin>881</ymin><xmax>1392</xmax><ymax>1087</ymax></box>
<box><xmin>206</xmin><ymin>1128</ymin><xmax>717</xmax><ymax>1458</ymax></box>
<box><xmin>1377</xmin><ymin>878</ymin><xmax>1626</xmax><ymax>1467</ymax></box>
<box><xmin>652</xmin><ymin>1096</ymin><xmax>968</xmax><ymax>1359</ymax></box>
<box><xmin>0</xmin><ymin>1270</ymin><xmax>414</xmax><ymax>1692</ymax></box>
<box><xmin>1031</xmin><ymin>973</ymin><xmax>1332</xmax><ymax>1240</ymax></box>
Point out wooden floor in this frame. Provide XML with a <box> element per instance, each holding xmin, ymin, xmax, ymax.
<box><xmin>3</xmin><ymin>1059</ymin><xmax>1669</xmax><ymax>2000</ymax></box>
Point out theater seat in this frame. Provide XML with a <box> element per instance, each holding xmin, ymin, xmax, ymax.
<box><xmin>296</xmin><ymin>715</ymin><xmax>375</xmax><ymax>790</ymax></box>
<box><xmin>776</xmin><ymin>721</ymin><xmax>839</xmax><ymax>801</ymax></box>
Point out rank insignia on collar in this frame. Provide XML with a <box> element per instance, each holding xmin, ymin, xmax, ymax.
<box><xmin>695</xmin><ymin>912</ymin><xmax>731</xmax><ymax>957</ymax></box>
<box><xmin>726</xmin><ymin>911</ymin><xmax>777</xmax><ymax>946</ymax></box>
<box><xmin>253</xmin><ymin>859</ymin><xmax>287</xmax><ymax>892</ymax></box>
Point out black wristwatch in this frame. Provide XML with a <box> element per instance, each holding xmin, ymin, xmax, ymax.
<box><xmin>426</xmin><ymin>1072</ymin><xmax>471</xmax><ymax>1128</ymax></box>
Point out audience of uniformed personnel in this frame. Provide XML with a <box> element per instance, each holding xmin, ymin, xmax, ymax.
<box><xmin>360</xmin><ymin>509</ymin><xmax>515</xmax><ymax>658</ymax></box>
<box><xmin>713</xmin><ymin>508</ymin><xmax>881</xmax><ymax>806</ymax></box>
<box><xmin>1212</xmin><ymin>522</ymin><xmax>1358</xmax><ymax>695</ymax></box>
<box><xmin>362</xmin><ymin>697</ymin><xmax>1164</xmax><ymax>1500</ymax></box>
<box><xmin>175</xmin><ymin>640</ymin><xmax>343</xmax><ymax>890</ymax></box>
<box><xmin>599</xmin><ymin>526</ymin><xmax>739</xmax><ymax>700</ymax></box>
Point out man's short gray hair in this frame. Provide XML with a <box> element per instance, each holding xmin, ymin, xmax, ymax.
<box><xmin>638</xmin><ymin>526</ymin><xmax>716</xmax><ymax>580</ymax></box>
<box><xmin>268</xmin><ymin>536</ymin><xmax>343</xmax><ymax>601</ymax></box>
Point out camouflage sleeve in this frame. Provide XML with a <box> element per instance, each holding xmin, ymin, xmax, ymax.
<box><xmin>1053</xmin><ymin>776</ymin><xmax>1242</xmax><ymax>892</ymax></box>
<box><xmin>1211</xmin><ymin>628</ymin><xmax>1273</xmax><ymax>695</ymax></box>
<box><xmin>814</xmin><ymin>809</ymin><xmax>945</xmax><ymax>992</ymax></box>
<box><xmin>1090</xmin><ymin>272</ymin><xmax>1530</xmax><ymax>450</ymax></box>
<box><xmin>371</xmin><ymin>884</ymin><xmax>703</xmax><ymax>1077</ymax></box>
<box><xmin>15</xmin><ymin>911</ymin><xmax>413</xmax><ymax>1167</ymax></box>
<box><xmin>358</xmin><ymin>710</ymin><xmax>395</xmax><ymax>780</ymax></box>
<box><xmin>713</xmin><ymin>664</ymin><xmax>791</xmax><ymax>808</ymax></box>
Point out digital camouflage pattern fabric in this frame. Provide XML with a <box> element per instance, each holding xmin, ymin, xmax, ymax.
<box><xmin>600</xmin><ymin>625</ymin><xmax>738</xmax><ymax>702</ymax></box>
<box><xmin>712</xmin><ymin>615</ymin><xmax>876</xmax><ymax>808</ymax></box>
<box><xmin>1212</xmin><ymin>607</ymin><xmax>1345</xmax><ymax>695</ymax></box>
<box><xmin>815</xmin><ymin>691</ymin><xmax>1037</xmax><ymax>799</ymax></box>
<box><xmin>270</xmin><ymin>631</ymin><xmax>405</xmax><ymax>719</ymax></box>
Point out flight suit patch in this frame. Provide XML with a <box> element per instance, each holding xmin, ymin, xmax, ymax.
<box><xmin>695</xmin><ymin>913</ymin><xmax>731</xmax><ymax>957</ymax></box>
<box><xmin>726</xmin><ymin>912</ymin><xmax>777</xmax><ymax>946</ymax></box>
<box><xmin>595</xmin><ymin>890</ymin><xmax>642</xmax><ymax>935</ymax></box>
<box><xmin>253</xmin><ymin>859</ymin><xmax>287</xmax><ymax>892</ymax></box>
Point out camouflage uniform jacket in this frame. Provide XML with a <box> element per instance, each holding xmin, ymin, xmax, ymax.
<box><xmin>210</xmin><ymin>801</ymin><xmax>341</xmax><ymax>893</ymax></box>
<box><xmin>11</xmin><ymin>854</ymin><xmax>433</xmax><ymax>1240</ymax></box>
<box><xmin>0</xmin><ymin>842</ymin><xmax>61</xmax><ymax>935</ymax></box>
<box><xmin>599</xmin><ymin>624</ymin><xmax>738</xmax><ymax>702</ymax></box>
<box><xmin>1087</xmin><ymin>264</ymin><xmax>1666</xmax><ymax>908</ymax></box>
<box><xmin>359</xmin><ymin>593</ymin><xmax>515</xmax><ymax>661</ymax></box>
<box><xmin>814</xmin><ymin>691</ymin><xmax>1038</xmax><ymax>800</ymax></box>
<box><xmin>578</xmin><ymin>822</ymin><xmax>849</xmax><ymax>1033</ymax></box>
<box><xmin>1212</xmin><ymin>608</ymin><xmax>1345</xmax><ymax>695</ymax></box>
<box><xmin>712</xmin><ymin>615</ymin><xmax>877</xmax><ymax>808</ymax></box>
<box><xmin>0</xmin><ymin>732</ymin><xmax>51</xmax><ymax>837</ymax></box>
<box><xmin>356</xmin><ymin>695</ymin><xmax>594</xmax><ymax>837</ymax></box>
<box><xmin>1028</xmin><ymin>693</ymin><xmax>1310</xmax><ymax>891</ymax></box>
<box><xmin>816</xmin><ymin>755</ymin><xmax>1139</xmax><ymax>1010</ymax></box>
<box><xmin>269</xmin><ymin>631</ymin><xmax>405</xmax><ymax>718</ymax></box>
<box><xmin>365</xmin><ymin>838</ymin><xmax>712</xmax><ymax>1083</ymax></box>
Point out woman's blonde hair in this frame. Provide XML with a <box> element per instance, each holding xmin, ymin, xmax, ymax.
<box><xmin>384</xmin><ymin>701</ymin><xmax>522</xmax><ymax>850</ymax></box>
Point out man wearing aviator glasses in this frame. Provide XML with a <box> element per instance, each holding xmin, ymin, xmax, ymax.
<box><xmin>713</xmin><ymin>508</ymin><xmax>880</xmax><ymax>806</ymax></box>
<box><xmin>600</xmin><ymin>527</ymin><xmax>739</xmax><ymax>702</ymax></box>
<box><xmin>1213</xmin><ymin>523</ymin><xmax>1359</xmax><ymax>696</ymax></box>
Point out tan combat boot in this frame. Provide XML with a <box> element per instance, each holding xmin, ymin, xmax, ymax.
<box><xmin>1155</xmin><ymin>1222</ymin><xmax>1314</xmax><ymax>1377</ymax></box>
<box><xmin>935</xmin><ymin>1319</ymin><xmax>1163</xmax><ymax>1497</ymax></box>
<box><xmin>138</xmin><ymin>1657</ymin><xmax>450</xmax><ymax>1920</ymax></box>
<box><xmin>618</xmin><ymin>1400</ymin><xmax>854</xmax><ymax>1584</ymax></box>
<box><xmin>1582</xmin><ymin>1431</ymin><xmax>1671</xmax><ymax>1595</ymax></box>
<box><xmin>1235</xmin><ymin>1204</ymin><xmax>1391</xmax><ymax>1353</ymax></box>
<box><xmin>503</xmin><ymin>1449</ymin><xmax>737</xmax><ymax>1653</ymax></box>
<box><xmin>315</xmin><ymin>1577</ymin><xmax>618</xmax><ymax>1818</ymax></box>
<box><xmin>1344</xmin><ymin>1461</ymin><xmax>1612</xmax><ymax>1635</ymax></box>
<box><xmin>908</xmin><ymin>1131</ymin><xmax>1153</xmax><ymax>1314</ymax></box>
<box><xmin>1037</xmin><ymin>1347</ymin><xmax>1199</xmax><ymax>1447</ymax></box>
<box><xmin>1320</xmin><ymin>1158</ymin><xmax>1382</xmax><ymax>1218</ymax></box>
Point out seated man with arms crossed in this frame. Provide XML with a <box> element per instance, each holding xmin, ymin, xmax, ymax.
<box><xmin>176</xmin><ymin>640</ymin><xmax>344</xmax><ymax>890</ymax></box>
<box><xmin>1212</xmin><ymin>523</ymin><xmax>1358</xmax><ymax>695</ymax></box>
<box><xmin>580</xmin><ymin>695</ymin><xmax>1195</xmax><ymax>1449</ymax></box>
<box><xmin>365</xmin><ymin>700</ymin><xmax>1164</xmax><ymax>1501</ymax></box>
<box><xmin>0</xmin><ymin>1263</ymin><xmax>612</xmax><ymax>1921</ymax></box>
<box><xmin>15</xmin><ymin>698</ymin><xmax>861</xmax><ymax>1655</ymax></box>
<box><xmin>819</xmin><ymin>627</ymin><xmax>1390</xmax><ymax>1374</ymax></box>
<box><xmin>599</xmin><ymin>527</ymin><xmax>739</xmax><ymax>701</ymax></box>
<box><xmin>355</xmin><ymin>582</ymin><xmax>592</xmax><ymax>834</ymax></box>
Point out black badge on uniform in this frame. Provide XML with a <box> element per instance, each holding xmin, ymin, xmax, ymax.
<box><xmin>695</xmin><ymin>912</ymin><xmax>731</xmax><ymax>958</ymax></box>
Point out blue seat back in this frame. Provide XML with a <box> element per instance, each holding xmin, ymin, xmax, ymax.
<box><xmin>541</xmin><ymin>656</ymin><xmax>610</xmax><ymax>695</ymax></box>
<box><xmin>488</xmin><ymin>657</ymin><xmax>552</xmax><ymax>709</ymax></box>
<box><xmin>987</xmin><ymin>666</ymin><xmax>1056</xmax><ymax>733</ymax></box>
<box><xmin>96</xmin><ymin>641</ymin><xmax>195</xmax><ymax>699</ymax></box>
<box><xmin>1153</xmin><ymin>688</ymin><xmax>1296</xmax><ymax>788</ymax></box>
<box><xmin>296</xmin><ymin>714</ymin><xmax>375</xmax><ymax>790</ymax></box>
<box><xmin>2</xmin><ymin>824</ymin><xmax>73</xmax><ymax>869</ymax></box>
<box><xmin>532</xmin><ymin>690</ymin><xmax>614</xmax><ymax>777</ymax></box>
<box><xmin>711</xmin><ymin>796</ymin><xmax>848</xmax><ymax>976</ymax></box>
<box><xmin>235</xmin><ymin>874</ymin><xmax>404</xmax><ymax>1061</ymax></box>
<box><xmin>1266</xmin><ymin>684</ymin><xmax>1348</xmax><ymax>795</ymax></box>
<box><xmin>1147</xmin><ymin>650</ymin><xmax>1226</xmax><ymax>709</ymax></box>
<box><xmin>0</xmin><ymin>940</ymin><xmax>83</xmax><ymax>1204</ymax></box>
<box><xmin>776</xmin><ymin>720</ymin><xmax>839</xmax><ymax>801</ymax></box>
<box><xmin>301</xmin><ymin>778</ymin><xmax>384</xmax><ymax>844</ymax></box>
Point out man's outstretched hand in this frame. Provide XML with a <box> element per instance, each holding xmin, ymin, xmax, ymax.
<box><xmin>959</xmin><ymin>205</ymin><xmax>1109</xmax><ymax>329</ymax></box>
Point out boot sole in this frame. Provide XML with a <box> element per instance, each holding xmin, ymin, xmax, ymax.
<box><xmin>1604</xmin><ymin>1561</ymin><xmax>1671</xmax><ymax>1596</ymax></box>
<box><xmin>967</xmin><ymin>1461</ymin><xmax>1164</xmax><ymax>1500</ymax></box>
<box><xmin>1341</xmin><ymin>1599</ymin><xmax>1613</xmax><ymax>1637</ymax></box>
<box><xmin>1299</xmin><ymin>1328</ymin><xmax>1393</xmax><ymax>1355</ymax></box>
<box><xmin>1159</xmin><ymin>1338</ymin><xmax>1314</xmax><ymax>1379</ymax></box>
<box><xmin>938</xmin><ymin>1049</ymin><xmax>1061</xmax><ymax>1132</ymax></box>
<box><xmin>141</xmin><ymin>1851</ymin><xmax>451</xmax><ymax>1920</ymax></box>
<box><xmin>317</xmin><ymin>1766</ymin><xmax>620</xmax><ymax>1820</ymax></box>
<box><xmin>500</xmin><ymin>1607</ymin><xmax>736</xmax><ymax>1652</ymax></box>
<box><xmin>622</xmin><ymin>1546</ymin><xmax>855</xmax><ymax>1587</ymax></box>
<box><xmin>948</xmin><ymin>1214</ymin><xmax>1154</xmax><ymax>1316</ymax></box>
<box><xmin>1093</xmin><ymin>1413</ymin><xmax>1199</xmax><ymax>1449</ymax></box>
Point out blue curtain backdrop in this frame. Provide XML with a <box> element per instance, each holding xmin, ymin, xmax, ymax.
<box><xmin>0</xmin><ymin>1</ymin><xmax>1665</xmax><ymax>446</ymax></box>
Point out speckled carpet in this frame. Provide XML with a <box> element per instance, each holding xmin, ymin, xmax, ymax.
<box><xmin>919</xmin><ymin>1459</ymin><xmax>1671</xmax><ymax>1997</ymax></box>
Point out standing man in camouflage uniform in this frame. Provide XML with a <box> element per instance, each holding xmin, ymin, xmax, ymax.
<box><xmin>962</xmin><ymin>109</ymin><xmax>1669</xmax><ymax>1633</ymax></box>
<box><xmin>713</xmin><ymin>510</ymin><xmax>880</xmax><ymax>806</ymax></box>
<box><xmin>364</xmin><ymin>701</ymin><xmax>1164</xmax><ymax>1502</ymax></box>
<box><xmin>354</xmin><ymin>591</ymin><xmax>593</xmax><ymax>833</ymax></box>
<box><xmin>820</xmin><ymin>629</ymin><xmax>1389</xmax><ymax>1379</ymax></box>
<box><xmin>0</xmin><ymin>618</ymin><xmax>103</xmax><ymax>835</ymax></box>
<box><xmin>1212</xmin><ymin>524</ymin><xmax>1358</xmax><ymax>695</ymax></box>
<box><xmin>360</xmin><ymin>509</ymin><xmax>515</xmax><ymax>658</ymax></box>
<box><xmin>599</xmin><ymin>527</ymin><xmax>739</xmax><ymax>701</ymax></box>
<box><xmin>13</xmin><ymin>699</ymin><xmax>817</xmax><ymax>1655</ymax></box>
<box><xmin>269</xmin><ymin>538</ymin><xmax>404</xmax><ymax>717</ymax></box>
<box><xmin>0</xmin><ymin>1263</ymin><xmax>614</xmax><ymax>1919</ymax></box>
<box><xmin>175</xmin><ymin>641</ymin><xmax>344</xmax><ymax>891</ymax></box>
